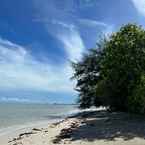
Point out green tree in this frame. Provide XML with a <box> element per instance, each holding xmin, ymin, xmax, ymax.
<box><xmin>128</xmin><ymin>75</ymin><xmax>145</xmax><ymax>114</ymax></box>
<box><xmin>72</xmin><ymin>24</ymin><xmax>145</xmax><ymax>113</ymax></box>
<box><xmin>71</xmin><ymin>41</ymin><xmax>105</xmax><ymax>108</ymax></box>
<box><xmin>101</xmin><ymin>24</ymin><xmax>145</xmax><ymax>111</ymax></box>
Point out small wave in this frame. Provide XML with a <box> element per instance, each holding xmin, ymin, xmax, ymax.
<box><xmin>62</xmin><ymin>106</ymin><xmax>107</xmax><ymax>117</ymax></box>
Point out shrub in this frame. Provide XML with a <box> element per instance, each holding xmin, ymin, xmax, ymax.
<box><xmin>128</xmin><ymin>75</ymin><xmax>145</xmax><ymax>114</ymax></box>
<box><xmin>72</xmin><ymin>24</ymin><xmax>145</xmax><ymax>114</ymax></box>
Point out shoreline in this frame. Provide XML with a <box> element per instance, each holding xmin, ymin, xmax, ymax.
<box><xmin>0</xmin><ymin>108</ymin><xmax>95</xmax><ymax>137</ymax></box>
<box><xmin>0</xmin><ymin>119</ymin><xmax>60</xmax><ymax>136</ymax></box>
<box><xmin>0</xmin><ymin>107</ymin><xmax>102</xmax><ymax>145</ymax></box>
<box><xmin>2</xmin><ymin>108</ymin><xmax>145</xmax><ymax>145</ymax></box>
<box><xmin>0</xmin><ymin>119</ymin><xmax>62</xmax><ymax>145</ymax></box>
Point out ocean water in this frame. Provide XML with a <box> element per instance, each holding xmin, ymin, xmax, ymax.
<box><xmin>0</xmin><ymin>103</ymin><xmax>77</xmax><ymax>129</ymax></box>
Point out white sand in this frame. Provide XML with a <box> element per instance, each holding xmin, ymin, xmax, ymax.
<box><xmin>1</xmin><ymin>110</ymin><xmax>145</xmax><ymax>145</ymax></box>
<box><xmin>0</xmin><ymin>119</ymin><xmax>60</xmax><ymax>145</ymax></box>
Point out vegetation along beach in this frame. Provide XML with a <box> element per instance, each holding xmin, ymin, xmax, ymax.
<box><xmin>1</xmin><ymin>1</ymin><xmax>145</xmax><ymax>145</ymax></box>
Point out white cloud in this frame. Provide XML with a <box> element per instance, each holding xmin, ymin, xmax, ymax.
<box><xmin>31</xmin><ymin>0</ymin><xmax>113</xmax><ymax>95</ymax></box>
<box><xmin>55</xmin><ymin>23</ymin><xmax>85</xmax><ymax>61</ymax></box>
<box><xmin>0</xmin><ymin>38</ymin><xmax>76</xmax><ymax>93</ymax></box>
<box><xmin>78</xmin><ymin>18</ymin><xmax>114</xmax><ymax>36</ymax></box>
<box><xmin>0</xmin><ymin>97</ymin><xmax>31</xmax><ymax>103</ymax></box>
<box><xmin>45</xmin><ymin>20</ymin><xmax>85</xmax><ymax>62</ymax></box>
<box><xmin>78</xmin><ymin>18</ymin><xmax>108</xmax><ymax>28</ymax></box>
<box><xmin>60</xmin><ymin>30</ymin><xmax>84</xmax><ymax>61</ymax></box>
<box><xmin>132</xmin><ymin>0</ymin><xmax>145</xmax><ymax>16</ymax></box>
<box><xmin>52</xmin><ymin>20</ymin><xmax>75</xmax><ymax>30</ymax></box>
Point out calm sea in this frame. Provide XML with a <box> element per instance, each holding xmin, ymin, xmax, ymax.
<box><xmin>0</xmin><ymin>103</ymin><xmax>77</xmax><ymax>129</ymax></box>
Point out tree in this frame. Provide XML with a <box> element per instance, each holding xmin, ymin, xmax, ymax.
<box><xmin>72</xmin><ymin>24</ymin><xmax>145</xmax><ymax>113</ymax></box>
<box><xmin>101</xmin><ymin>24</ymin><xmax>145</xmax><ymax>111</ymax></box>
<box><xmin>71</xmin><ymin>41</ymin><xmax>105</xmax><ymax>108</ymax></box>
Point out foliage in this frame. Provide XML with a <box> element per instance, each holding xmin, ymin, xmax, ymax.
<box><xmin>128</xmin><ymin>75</ymin><xmax>145</xmax><ymax>114</ymax></box>
<box><xmin>71</xmin><ymin>46</ymin><xmax>104</xmax><ymax>108</ymax></box>
<box><xmin>72</xmin><ymin>24</ymin><xmax>145</xmax><ymax>113</ymax></box>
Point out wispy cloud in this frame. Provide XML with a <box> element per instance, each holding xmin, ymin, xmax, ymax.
<box><xmin>0</xmin><ymin>97</ymin><xmax>31</xmax><ymax>103</ymax></box>
<box><xmin>0</xmin><ymin>1</ymin><xmax>86</xmax><ymax>96</ymax></box>
<box><xmin>0</xmin><ymin>38</ymin><xmax>75</xmax><ymax>93</ymax></box>
<box><xmin>51</xmin><ymin>20</ymin><xmax>85</xmax><ymax>61</ymax></box>
<box><xmin>78</xmin><ymin>18</ymin><xmax>114</xmax><ymax>36</ymax></box>
<box><xmin>78</xmin><ymin>18</ymin><xmax>108</xmax><ymax>28</ymax></box>
<box><xmin>27</xmin><ymin>0</ymin><xmax>113</xmax><ymax>96</ymax></box>
<box><xmin>59</xmin><ymin>28</ymin><xmax>84</xmax><ymax>61</ymax></box>
<box><xmin>132</xmin><ymin>0</ymin><xmax>145</xmax><ymax>16</ymax></box>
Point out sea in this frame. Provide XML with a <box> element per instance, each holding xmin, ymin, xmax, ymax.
<box><xmin>0</xmin><ymin>103</ymin><xmax>78</xmax><ymax>130</ymax></box>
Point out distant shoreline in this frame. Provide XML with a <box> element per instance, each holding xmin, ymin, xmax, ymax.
<box><xmin>0</xmin><ymin>101</ymin><xmax>77</xmax><ymax>105</ymax></box>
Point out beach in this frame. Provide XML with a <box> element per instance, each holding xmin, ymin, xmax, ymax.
<box><xmin>1</xmin><ymin>109</ymin><xmax>145</xmax><ymax>145</ymax></box>
<box><xmin>0</xmin><ymin>103</ymin><xmax>77</xmax><ymax>145</ymax></box>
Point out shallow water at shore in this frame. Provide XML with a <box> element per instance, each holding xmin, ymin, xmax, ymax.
<box><xmin>0</xmin><ymin>103</ymin><xmax>77</xmax><ymax>129</ymax></box>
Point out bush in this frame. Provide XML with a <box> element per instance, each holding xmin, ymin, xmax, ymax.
<box><xmin>72</xmin><ymin>23</ymin><xmax>145</xmax><ymax>114</ymax></box>
<box><xmin>71</xmin><ymin>47</ymin><xmax>104</xmax><ymax>108</ymax></box>
<box><xmin>128</xmin><ymin>75</ymin><xmax>145</xmax><ymax>114</ymax></box>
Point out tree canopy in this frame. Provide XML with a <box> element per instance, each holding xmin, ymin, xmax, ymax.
<box><xmin>72</xmin><ymin>24</ymin><xmax>145</xmax><ymax>114</ymax></box>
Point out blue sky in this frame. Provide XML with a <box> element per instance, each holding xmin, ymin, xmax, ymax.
<box><xmin>0</xmin><ymin>0</ymin><xmax>145</xmax><ymax>103</ymax></box>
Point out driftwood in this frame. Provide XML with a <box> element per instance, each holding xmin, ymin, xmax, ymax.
<box><xmin>19</xmin><ymin>132</ymin><xmax>35</xmax><ymax>137</ymax></box>
<box><xmin>32</xmin><ymin>128</ymin><xmax>42</xmax><ymax>131</ymax></box>
<box><xmin>8</xmin><ymin>131</ymin><xmax>36</xmax><ymax>143</ymax></box>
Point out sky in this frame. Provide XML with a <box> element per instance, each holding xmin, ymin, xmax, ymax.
<box><xmin>0</xmin><ymin>0</ymin><xmax>145</xmax><ymax>104</ymax></box>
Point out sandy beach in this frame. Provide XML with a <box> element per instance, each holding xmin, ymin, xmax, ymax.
<box><xmin>1</xmin><ymin>109</ymin><xmax>145</xmax><ymax>145</ymax></box>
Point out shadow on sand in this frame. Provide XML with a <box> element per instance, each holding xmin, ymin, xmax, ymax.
<box><xmin>66</xmin><ymin>110</ymin><xmax>145</xmax><ymax>142</ymax></box>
